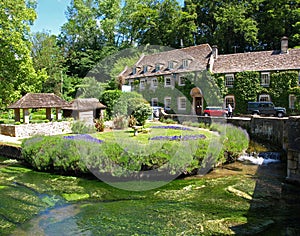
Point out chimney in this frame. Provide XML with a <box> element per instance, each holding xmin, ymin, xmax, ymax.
<box><xmin>212</xmin><ymin>45</ymin><xmax>218</xmax><ymax>59</ymax></box>
<box><xmin>281</xmin><ymin>36</ymin><xmax>288</xmax><ymax>54</ymax></box>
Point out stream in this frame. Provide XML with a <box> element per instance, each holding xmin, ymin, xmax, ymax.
<box><xmin>1</xmin><ymin>148</ymin><xmax>300</xmax><ymax>235</ymax></box>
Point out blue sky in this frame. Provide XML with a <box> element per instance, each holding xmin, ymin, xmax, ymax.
<box><xmin>31</xmin><ymin>0</ymin><xmax>71</xmax><ymax>35</ymax></box>
<box><xmin>31</xmin><ymin>0</ymin><xmax>185</xmax><ymax>35</ymax></box>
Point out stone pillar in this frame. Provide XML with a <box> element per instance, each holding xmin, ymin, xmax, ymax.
<box><xmin>23</xmin><ymin>108</ymin><xmax>29</xmax><ymax>124</ymax></box>
<box><xmin>56</xmin><ymin>108</ymin><xmax>62</xmax><ymax>120</ymax></box>
<box><xmin>14</xmin><ymin>108</ymin><xmax>20</xmax><ymax>122</ymax></box>
<box><xmin>46</xmin><ymin>108</ymin><xmax>52</xmax><ymax>121</ymax></box>
<box><xmin>287</xmin><ymin>116</ymin><xmax>300</xmax><ymax>184</ymax></box>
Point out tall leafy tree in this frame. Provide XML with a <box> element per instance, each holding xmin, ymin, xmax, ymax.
<box><xmin>0</xmin><ymin>0</ymin><xmax>45</xmax><ymax>107</ymax></box>
<box><xmin>31</xmin><ymin>32</ymin><xmax>66</xmax><ymax>95</ymax></box>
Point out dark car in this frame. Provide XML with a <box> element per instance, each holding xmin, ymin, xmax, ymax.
<box><xmin>247</xmin><ymin>102</ymin><xmax>286</xmax><ymax>117</ymax></box>
<box><xmin>203</xmin><ymin>106</ymin><xmax>228</xmax><ymax>117</ymax></box>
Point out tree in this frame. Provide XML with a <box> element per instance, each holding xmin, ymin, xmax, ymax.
<box><xmin>0</xmin><ymin>0</ymin><xmax>45</xmax><ymax>107</ymax></box>
<box><xmin>31</xmin><ymin>32</ymin><xmax>66</xmax><ymax>95</ymax></box>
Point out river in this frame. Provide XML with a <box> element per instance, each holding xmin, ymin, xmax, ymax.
<box><xmin>1</xmin><ymin>149</ymin><xmax>300</xmax><ymax>235</ymax></box>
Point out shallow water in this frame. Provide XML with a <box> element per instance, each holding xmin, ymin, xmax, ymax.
<box><xmin>1</xmin><ymin>152</ymin><xmax>300</xmax><ymax>235</ymax></box>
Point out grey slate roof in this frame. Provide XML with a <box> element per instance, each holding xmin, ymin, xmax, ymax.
<box><xmin>8</xmin><ymin>93</ymin><xmax>69</xmax><ymax>109</ymax></box>
<box><xmin>212</xmin><ymin>49</ymin><xmax>300</xmax><ymax>74</ymax></box>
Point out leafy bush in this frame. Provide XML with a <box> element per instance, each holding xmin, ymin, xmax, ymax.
<box><xmin>71</xmin><ymin>120</ymin><xmax>95</xmax><ymax>134</ymax></box>
<box><xmin>95</xmin><ymin>118</ymin><xmax>105</xmax><ymax>132</ymax></box>
<box><xmin>113</xmin><ymin>115</ymin><xmax>127</xmax><ymax>129</ymax></box>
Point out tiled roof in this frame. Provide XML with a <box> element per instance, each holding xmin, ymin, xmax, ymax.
<box><xmin>8</xmin><ymin>93</ymin><xmax>69</xmax><ymax>109</ymax></box>
<box><xmin>212</xmin><ymin>49</ymin><xmax>300</xmax><ymax>74</ymax></box>
<box><xmin>123</xmin><ymin>44</ymin><xmax>212</xmax><ymax>79</ymax></box>
<box><xmin>63</xmin><ymin>98</ymin><xmax>106</xmax><ymax>111</ymax></box>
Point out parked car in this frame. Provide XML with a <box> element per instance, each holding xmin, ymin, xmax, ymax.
<box><xmin>203</xmin><ymin>106</ymin><xmax>228</xmax><ymax>117</ymax></box>
<box><xmin>247</xmin><ymin>102</ymin><xmax>286</xmax><ymax>117</ymax></box>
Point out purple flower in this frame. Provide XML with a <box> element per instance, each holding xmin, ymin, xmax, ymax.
<box><xmin>149</xmin><ymin>134</ymin><xmax>205</xmax><ymax>141</ymax></box>
<box><xmin>64</xmin><ymin>134</ymin><xmax>103</xmax><ymax>144</ymax></box>
<box><xmin>150</xmin><ymin>125</ymin><xmax>193</xmax><ymax>131</ymax></box>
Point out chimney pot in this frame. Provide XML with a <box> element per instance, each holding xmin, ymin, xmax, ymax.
<box><xmin>281</xmin><ymin>36</ymin><xmax>288</xmax><ymax>54</ymax></box>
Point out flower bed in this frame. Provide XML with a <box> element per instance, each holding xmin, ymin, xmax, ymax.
<box><xmin>150</xmin><ymin>125</ymin><xmax>193</xmax><ymax>131</ymax></box>
<box><xmin>64</xmin><ymin>134</ymin><xmax>103</xmax><ymax>144</ymax></box>
<box><xmin>149</xmin><ymin>134</ymin><xmax>206</xmax><ymax>141</ymax></box>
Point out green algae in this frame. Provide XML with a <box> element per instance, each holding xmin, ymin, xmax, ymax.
<box><xmin>62</xmin><ymin>193</ymin><xmax>90</xmax><ymax>201</ymax></box>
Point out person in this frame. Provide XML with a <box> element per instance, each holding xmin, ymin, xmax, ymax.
<box><xmin>227</xmin><ymin>104</ymin><xmax>233</xmax><ymax>118</ymax></box>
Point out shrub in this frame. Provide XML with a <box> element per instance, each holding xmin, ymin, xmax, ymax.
<box><xmin>71</xmin><ymin>120</ymin><xmax>95</xmax><ymax>134</ymax></box>
<box><xmin>95</xmin><ymin>118</ymin><xmax>105</xmax><ymax>132</ymax></box>
<box><xmin>113</xmin><ymin>115</ymin><xmax>127</xmax><ymax>129</ymax></box>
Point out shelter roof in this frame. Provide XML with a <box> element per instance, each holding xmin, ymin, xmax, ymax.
<box><xmin>63</xmin><ymin>98</ymin><xmax>106</xmax><ymax>111</ymax></box>
<box><xmin>8</xmin><ymin>93</ymin><xmax>69</xmax><ymax>109</ymax></box>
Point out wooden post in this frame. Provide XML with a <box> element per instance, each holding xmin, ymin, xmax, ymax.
<box><xmin>14</xmin><ymin>108</ymin><xmax>20</xmax><ymax>122</ymax></box>
<box><xmin>46</xmin><ymin>108</ymin><xmax>52</xmax><ymax>121</ymax></box>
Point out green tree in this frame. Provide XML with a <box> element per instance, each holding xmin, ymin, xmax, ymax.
<box><xmin>31</xmin><ymin>32</ymin><xmax>66</xmax><ymax>95</ymax></box>
<box><xmin>0</xmin><ymin>0</ymin><xmax>46</xmax><ymax>107</ymax></box>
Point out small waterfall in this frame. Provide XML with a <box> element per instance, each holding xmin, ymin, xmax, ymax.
<box><xmin>238</xmin><ymin>152</ymin><xmax>281</xmax><ymax>165</ymax></box>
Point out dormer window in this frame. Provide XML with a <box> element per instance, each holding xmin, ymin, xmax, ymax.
<box><xmin>155</xmin><ymin>64</ymin><xmax>161</xmax><ymax>71</ymax></box>
<box><xmin>143</xmin><ymin>65</ymin><xmax>148</xmax><ymax>73</ymax></box>
<box><xmin>225</xmin><ymin>74</ymin><xmax>234</xmax><ymax>87</ymax></box>
<box><xmin>182</xmin><ymin>59</ymin><xmax>189</xmax><ymax>68</ymax></box>
<box><xmin>168</xmin><ymin>61</ymin><xmax>174</xmax><ymax>70</ymax></box>
<box><xmin>261</xmin><ymin>72</ymin><xmax>270</xmax><ymax>87</ymax></box>
<box><xmin>132</xmin><ymin>67</ymin><xmax>137</xmax><ymax>75</ymax></box>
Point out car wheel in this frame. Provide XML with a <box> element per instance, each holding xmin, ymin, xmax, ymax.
<box><xmin>277</xmin><ymin>112</ymin><xmax>283</xmax><ymax>118</ymax></box>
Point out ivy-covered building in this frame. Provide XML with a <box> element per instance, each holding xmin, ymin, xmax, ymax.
<box><xmin>120</xmin><ymin>37</ymin><xmax>300</xmax><ymax>115</ymax></box>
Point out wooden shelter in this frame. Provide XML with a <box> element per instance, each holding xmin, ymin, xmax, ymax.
<box><xmin>62</xmin><ymin>98</ymin><xmax>106</xmax><ymax>125</ymax></box>
<box><xmin>8</xmin><ymin>93</ymin><xmax>70</xmax><ymax>124</ymax></box>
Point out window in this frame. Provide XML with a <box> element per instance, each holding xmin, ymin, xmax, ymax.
<box><xmin>155</xmin><ymin>64</ymin><xmax>160</xmax><ymax>71</ymax></box>
<box><xmin>179</xmin><ymin>76</ymin><xmax>186</xmax><ymax>86</ymax></box>
<box><xmin>140</xmin><ymin>79</ymin><xmax>146</xmax><ymax>90</ymax></box>
<box><xmin>151</xmin><ymin>78</ymin><xmax>158</xmax><ymax>88</ymax></box>
<box><xmin>183</xmin><ymin>59</ymin><xmax>189</xmax><ymax>68</ymax></box>
<box><xmin>143</xmin><ymin>65</ymin><xmax>148</xmax><ymax>73</ymax></box>
<box><xmin>164</xmin><ymin>97</ymin><xmax>171</xmax><ymax>110</ymax></box>
<box><xmin>151</xmin><ymin>98</ymin><xmax>158</xmax><ymax>107</ymax></box>
<box><xmin>224</xmin><ymin>95</ymin><xmax>235</xmax><ymax>109</ymax></box>
<box><xmin>164</xmin><ymin>77</ymin><xmax>172</xmax><ymax>87</ymax></box>
<box><xmin>259</xmin><ymin>94</ymin><xmax>270</xmax><ymax>102</ymax></box>
<box><xmin>261</xmin><ymin>72</ymin><xmax>270</xmax><ymax>87</ymax></box>
<box><xmin>128</xmin><ymin>79</ymin><xmax>134</xmax><ymax>87</ymax></box>
<box><xmin>225</xmin><ymin>74</ymin><xmax>234</xmax><ymax>88</ymax></box>
<box><xmin>168</xmin><ymin>61</ymin><xmax>174</xmax><ymax>70</ymax></box>
<box><xmin>289</xmin><ymin>94</ymin><xmax>296</xmax><ymax>109</ymax></box>
<box><xmin>132</xmin><ymin>67</ymin><xmax>136</xmax><ymax>75</ymax></box>
<box><xmin>178</xmin><ymin>97</ymin><xmax>186</xmax><ymax>110</ymax></box>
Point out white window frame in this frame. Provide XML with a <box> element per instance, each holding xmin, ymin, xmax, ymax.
<box><xmin>132</xmin><ymin>67</ymin><xmax>137</xmax><ymax>75</ymax></box>
<box><xmin>178</xmin><ymin>97</ymin><xmax>186</xmax><ymax>110</ymax></box>
<box><xmin>182</xmin><ymin>59</ymin><xmax>189</xmax><ymax>69</ymax></box>
<box><xmin>259</xmin><ymin>94</ymin><xmax>271</xmax><ymax>102</ymax></box>
<box><xmin>168</xmin><ymin>61</ymin><xmax>174</xmax><ymax>70</ymax></box>
<box><xmin>179</xmin><ymin>76</ymin><xmax>186</xmax><ymax>86</ymax></box>
<box><xmin>151</xmin><ymin>98</ymin><xmax>158</xmax><ymax>107</ymax></box>
<box><xmin>164</xmin><ymin>77</ymin><xmax>172</xmax><ymax>87</ymax></box>
<box><xmin>261</xmin><ymin>72</ymin><xmax>270</xmax><ymax>87</ymax></box>
<box><xmin>289</xmin><ymin>94</ymin><xmax>296</xmax><ymax>109</ymax></box>
<box><xmin>143</xmin><ymin>65</ymin><xmax>148</xmax><ymax>73</ymax></box>
<box><xmin>224</xmin><ymin>95</ymin><xmax>235</xmax><ymax>109</ymax></box>
<box><xmin>225</xmin><ymin>74</ymin><xmax>234</xmax><ymax>88</ymax></box>
<box><xmin>151</xmin><ymin>78</ymin><xmax>158</xmax><ymax>88</ymax></box>
<box><xmin>140</xmin><ymin>79</ymin><xmax>146</xmax><ymax>90</ymax></box>
<box><xmin>164</xmin><ymin>97</ymin><xmax>171</xmax><ymax>110</ymax></box>
<box><xmin>155</xmin><ymin>64</ymin><xmax>160</xmax><ymax>71</ymax></box>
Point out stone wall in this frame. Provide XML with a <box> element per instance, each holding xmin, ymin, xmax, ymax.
<box><xmin>287</xmin><ymin>116</ymin><xmax>300</xmax><ymax>184</ymax></box>
<box><xmin>0</xmin><ymin>121</ymin><xmax>72</xmax><ymax>137</ymax></box>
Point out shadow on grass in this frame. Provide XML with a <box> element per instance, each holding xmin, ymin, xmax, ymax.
<box><xmin>231</xmin><ymin>162</ymin><xmax>300</xmax><ymax>235</ymax></box>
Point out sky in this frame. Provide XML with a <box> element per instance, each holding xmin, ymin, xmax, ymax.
<box><xmin>31</xmin><ymin>0</ymin><xmax>71</xmax><ymax>35</ymax></box>
<box><xmin>31</xmin><ymin>0</ymin><xmax>185</xmax><ymax>36</ymax></box>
